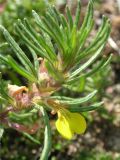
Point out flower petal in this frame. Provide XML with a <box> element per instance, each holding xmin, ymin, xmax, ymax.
<box><xmin>55</xmin><ymin>114</ymin><xmax>73</xmax><ymax>139</ymax></box>
<box><xmin>69</xmin><ymin>112</ymin><xmax>86</xmax><ymax>134</ymax></box>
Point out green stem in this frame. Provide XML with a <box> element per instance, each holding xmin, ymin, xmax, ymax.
<box><xmin>39</xmin><ymin>106</ymin><xmax>52</xmax><ymax>160</ymax></box>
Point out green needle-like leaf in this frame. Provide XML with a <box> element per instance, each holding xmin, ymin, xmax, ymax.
<box><xmin>70</xmin><ymin>44</ymin><xmax>105</xmax><ymax>79</ymax></box>
<box><xmin>77</xmin><ymin>0</ymin><xmax>94</xmax><ymax>52</ymax></box>
<box><xmin>23</xmin><ymin>132</ymin><xmax>40</xmax><ymax>144</ymax></box>
<box><xmin>50</xmin><ymin>90</ymin><xmax>97</xmax><ymax>105</ymax></box>
<box><xmin>17</xmin><ymin>19</ymin><xmax>57</xmax><ymax>62</ymax></box>
<box><xmin>0</xmin><ymin>25</ymin><xmax>36</xmax><ymax>77</ymax></box>
<box><xmin>67</xmin><ymin>54</ymin><xmax>112</xmax><ymax>84</ymax></box>
<box><xmin>66</xmin><ymin>6</ymin><xmax>73</xmax><ymax>30</ymax></box>
<box><xmin>69</xmin><ymin>102</ymin><xmax>103</xmax><ymax>112</ymax></box>
<box><xmin>76</xmin><ymin>17</ymin><xmax>110</xmax><ymax>61</ymax></box>
<box><xmin>74</xmin><ymin>0</ymin><xmax>81</xmax><ymax>27</ymax></box>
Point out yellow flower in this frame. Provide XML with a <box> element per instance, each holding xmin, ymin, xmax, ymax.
<box><xmin>55</xmin><ymin>108</ymin><xmax>86</xmax><ymax>139</ymax></box>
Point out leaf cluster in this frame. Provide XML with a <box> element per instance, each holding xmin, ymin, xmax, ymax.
<box><xmin>0</xmin><ymin>0</ymin><xmax>112</xmax><ymax>119</ymax></box>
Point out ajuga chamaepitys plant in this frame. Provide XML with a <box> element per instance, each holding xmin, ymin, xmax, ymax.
<box><xmin>0</xmin><ymin>0</ymin><xmax>112</xmax><ymax>159</ymax></box>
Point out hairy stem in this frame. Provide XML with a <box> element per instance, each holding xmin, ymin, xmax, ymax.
<box><xmin>39</xmin><ymin>106</ymin><xmax>52</xmax><ymax>160</ymax></box>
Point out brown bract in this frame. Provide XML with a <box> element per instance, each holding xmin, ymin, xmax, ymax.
<box><xmin>8</xmin><ymin>84</ymin><xmax>31</xmax><ymax>109</ymax></box>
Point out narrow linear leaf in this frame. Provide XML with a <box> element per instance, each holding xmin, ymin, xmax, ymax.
<box><xmin>67</xmin><ymin>54</ymin><xmax>112</xmax><ymax>84</ymax></box>
<box><xmin>22</xmin><ymin>132</ymin><xmax>40</xmax><ymax>144</ymax></box>
<box><xmin>85</xmin><ymin>54</ymin><xmax>113</xmax><ymax>77</ymax></box>
<box><xmin>69</xmin><ymin>102</ymin><xmax>103</xmax><ymax>112</ymax></box>
<box><xmin>32</xmin><ymin>10</ymin><xmax>65</xmax><ymax>54</ymax></box>
<box><xmin>66</xmin><ymin>6</ymin><xmax>73</xmax><ymax>30</ymax></box>
<box><xmin>42</xmin><ymin>16</ymin><xmax>65</xmax><ymax>53</ymax></box>
<box><xmin>76</xmin><ymin>17</ymin><xmax>110</xmax><ymax>61</ymax></box>
<box><xmin>0</xmin><ymin>25</ymin><xmax>36</xmax><ymax>76</ymax></box>
<box><xmin>7</xmin><ymin>55</ymin><xmax>36</xmax><ymax>82</ymax></box>
<box><xmin>28</xmin><ymin>46</ymin><xmax>39</xmax><ymax>72</ymax></box>
<box><xmin>76</xmin><ymin>0</ymin><xmax>94</xmax><ymax>52</ymax></box>
<box><xmin>17</xmin><ymin>19</ymin><xmax>57</xmax><ymax>61</ymax></box>
<box><xmin>14</xmin><ymin>24</ymin><xmax>49</xmax><ymax>62</ymax></box>
<box><xmin>50</xmin><ymin>90</ymin><xmax>97</xmax><ymax>105</ymax></box>
<box><xmin>70</xmin><ymin>44</ymin><xmax>105</xmax><ymax>78</ymax></box>
<box><xmin>74</xmin><ymin>0</ymin><xmax>81</xmax><ymax>27</ymax></box>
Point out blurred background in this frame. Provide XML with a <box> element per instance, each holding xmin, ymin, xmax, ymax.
<box><xmin>0</xmin><ymin>0</ymin><xmax>120</xmax><ymax>159</ymax></box>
